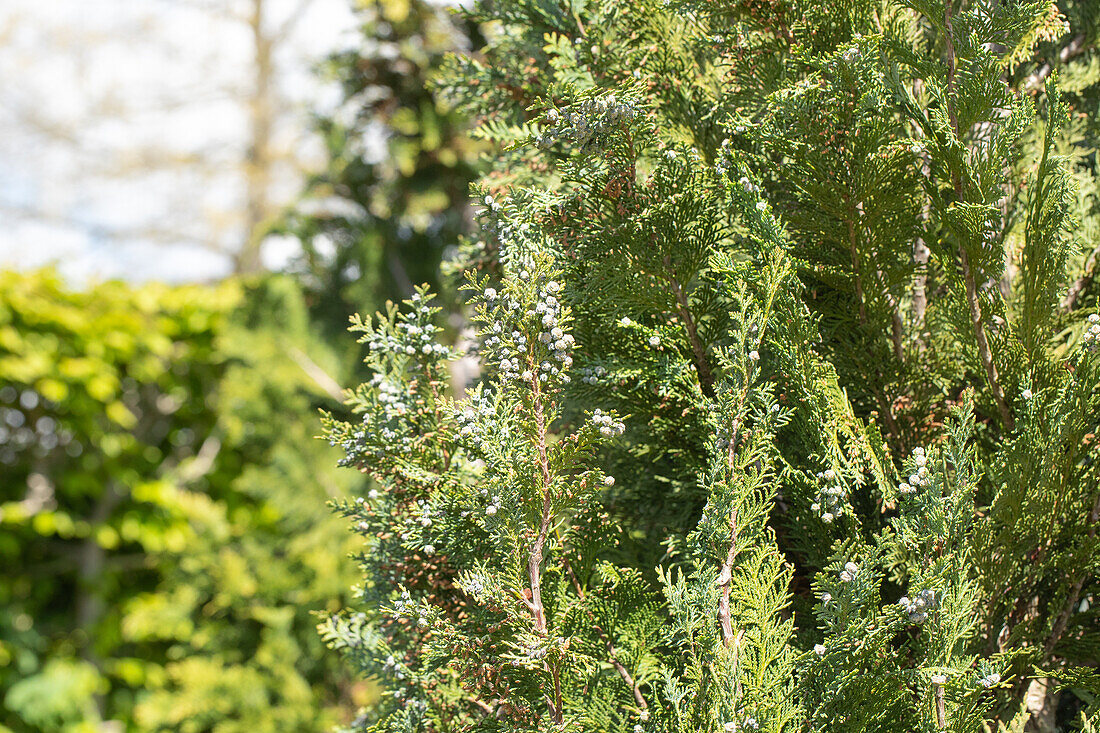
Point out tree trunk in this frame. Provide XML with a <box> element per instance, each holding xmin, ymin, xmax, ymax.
<box><xmin>238</xmin><ymin>0</ymin><xmax>274</xmax><ymax>274</ymax></box>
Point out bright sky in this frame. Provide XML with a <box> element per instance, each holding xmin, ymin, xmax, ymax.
<box><xmin>0</xmin><ymin>0</ymin><xmax>357</xmax><ymax>283</ymax></box>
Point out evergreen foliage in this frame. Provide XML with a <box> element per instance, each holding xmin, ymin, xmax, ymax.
<box><xmin>324</xmin><ymin>0</ymin><xmax>1100</xmax><ymax>730</ymax></box>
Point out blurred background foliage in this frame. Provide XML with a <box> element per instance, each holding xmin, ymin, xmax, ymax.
<box><xmin>279</xmin><ymin>0</ymin><xmax>480</xmax><ymax>361</ymax></box>
<box><xmin>0</xmin><ymin>0</ymin><xmax>476</xmax><ymax>729</ymax></box>
<box><xmin>0</xmin><ymin>271</ymin><xmax>368</xmax><ymax>732</ymax></box>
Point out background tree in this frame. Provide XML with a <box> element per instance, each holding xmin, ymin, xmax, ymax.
<box><xmin>0</xmin><ymin>0</ymin><xmax>349</xmax><ymax>279</ymax></box>
<box><xmin>280</xmin><ymin>0</ymin><xmax>480</xmax><ymax>349</ymax></box>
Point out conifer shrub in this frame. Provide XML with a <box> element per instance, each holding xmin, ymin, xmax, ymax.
<box><xmin>321</xmin><ymin>0</ymin><xmax>1100</xmax><ymax>730</ymax></box>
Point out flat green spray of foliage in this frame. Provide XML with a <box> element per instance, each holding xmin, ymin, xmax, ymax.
<box><xmin>323</xmin><ymin>0</ymin><xmax>1100</xmax><ymax>731</ymax></box>
<box><xmin>0</xmin><ymin>271</ymin><xmax>363</xmax><ymax>732</ymax></box>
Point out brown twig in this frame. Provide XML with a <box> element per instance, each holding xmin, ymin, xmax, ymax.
<box><xmin>846</xmin><ymin>214</ymin><xmax>869</xmax><ymax>327</ymax></box>
<box><xmin>560</xmin><ymin>551</ymin><xmax>648</xmax><ymax>711</ymax></box>
<box><xmin>1062</xmin><ymin>242</ymin><xmax>1100</xmax><ymax>311</ymax></box>
<box><xmin>1043</xmin><ymin>493</ymin><xmax>1100</xmax><ymax>660</ymax></box>
<box><xmin>664</xmin><ymin>255</ymin><xmax>715</xmax><ymax>398</ymax></box>
<box><xmin>526</xmin><ymin>367</ymin><xmax>563</xmax><ymax>723</ymax></box>
<box><xmin>911</xmin><ymin>78</ymin><xmax>933</xmax><ymax>352</ymax></box>
<box><xmin>933</xmin><ymin>677</ymin><xmax>947</xmax><ymax>730</ymax></box>
<box><xmin>886</xmin><ymin>288</ymin><xmax>905</xmax><ymax>362</ymax></box>
<box><xmin>944</xmin><ymin>3</ymin><xmax>960</xmax><ymax>135</ymax></box>
<box><xmin>717</xmin><ymin>349</ymin><xmax>756</xmax><ymax>649</ymax></box>
<box><xmin>960</xmin><ymin>248</ymin><xmax>1014</xmax><ymax>430</ymax></box>
<box><xmin>716</xmin><ymin>507</ymin><xmax>740</xmax><ymax>647</ymax></box>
